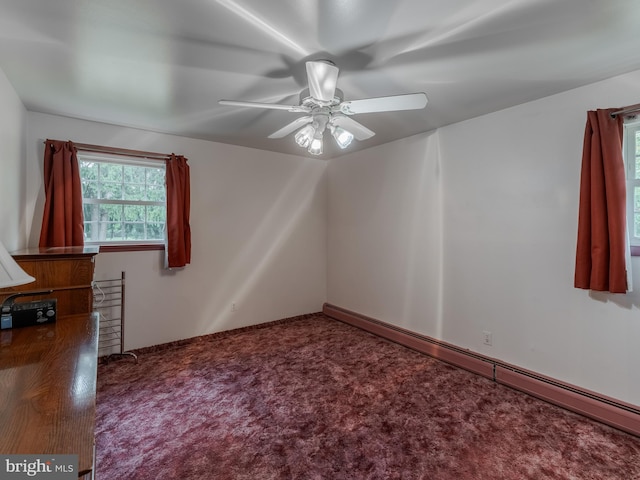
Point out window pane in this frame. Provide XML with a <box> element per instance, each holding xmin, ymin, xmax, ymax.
<box><xmin>100</xmin><ymin>163</ymin><xmax>122</xmax><ymax>182</ymax></box>
<box><xmin>84</xmin><ymin>221</ymin><xmax>94</xmax><ymax>241</ymax></box>
<box><xmin>83</xmin><ymin>204</ymin><xmax>91</xmax><ymax>220</ymax></box>
<box><xmin>80</xmin><ymin>161</ymin><xmax>98</xmax><ymax>181</ymax></box>
<box><xmin>82</xmin><ymin>180</ymin><xmax>98</xmax><ymax>200</ymax></box>
<box><xmin>124</xmin><ymin>205</ymin><xmax>144</xmax><ymax>222</ymax></box>
<box><xmin>79</xmin><ymin>156</ymin><xmax>166</xmax><ymax>244</ymax></box>
<box><xmin>102</xmin><ymin>204</ymin><xmax>123</xmax><ymax>222</ymax></box>
<box><xmin>635</xmin><ymin>186</ymin><xmax>640</xmax><ymax>212</ymax></box>
<box><xmin>146</xmin><ymin>168</ymin><xmax>165</xmax><ymax>185</ymax></box>
<box><xmin>123</xmin><ymin>165</ymin><xmax>145</xmax><ymax>184</ymax></box>
<box><xmin>124</xmin><ymin>222</ymin><xmax>145</xmax><ymax>240</ymax></box>
<box><xmin>146</xmin><ymin>184</ymin><xmax>166</xmax><ymax>202</ymax></box>
<box><xmin>124</xmin><ymin>183</ymin><xmax>144</xmax><ymax>200</ymax></box>
<box><xmin>105</xmin><ymin>222</ymin><xmax>124</xmax><ymax>241</ymax></box>
<box><xmin>635</xmin><ymin>213</ymin><xmax>640</xmax><ymax>239</ymax></box>
<box><xmin>635</xmin><ymin>130</ymin><xmax>640</xmax><ymax>179</ymax></box>
<box><xmin>82</xmin><ymin>205</ymin><xmax>152</xmax><ymax>241</ymax></box>
<box><xmin>146</xmin><ymin>222</ymin><xmax>165</xmax><ymax>240</ymax></box>
<box><xmin>83</xmin><ymin>204</ymin><xmax>104</xmax><ymax>242</ymax></box>
<box><xmin>146</xmin><ymin>205</ymin><xmax>165</xmax><ymax>223</ymax></box>
<box><xmin>99</xmin><ymin>182</ymin><xmax>122</xmax><ymax>200</ymax></box>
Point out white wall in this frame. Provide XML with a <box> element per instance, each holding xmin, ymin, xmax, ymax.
<box><xmin>328</xmin><ymin>69</ymin><xmax>640</xmax><ymax>407</ymax></box>
<box><xmin>0</xmin><ymin>68</ymin><xmax>27</xmax><ymax>250</ymax></box>
<box><xmin>26</xmin><ymin>113</ymin><xmax>327</xmax><ymax>349</ymax></box>
<box><xmin>440</xmin><ymin>70</ymin><xmax>640</xmax><ymax>406</ymax></box>
<box><xmin>327</xmin><ymin>132</ymin><xmax>443</xmax><ymax>335</ymax></box>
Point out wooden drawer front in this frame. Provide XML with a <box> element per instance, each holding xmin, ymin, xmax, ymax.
<box><xmin>18</xmin><ymin>258</ymin><xmax>94</xmax><ymax>289</ymax></box>
<box><xmin>0</xmin><ymin>249</ymin><xmax>98</xmax><ymax>317</ymax></box>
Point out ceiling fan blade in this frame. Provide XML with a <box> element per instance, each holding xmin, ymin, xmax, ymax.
<box><xmin>331</xmin><ymin>115</ymin><xmax>375</xmax><ymax>141</ymax></box>
<box><xmin>268</xmin><ymin>116</ymin><xmax>313</xmax><ymax>139</ymax></box>
<box><xmin>338</xmin><ymin>92</ymin><xmax>427</xmax><ymax>115</ymax></box>
<box><xmin>219</xmin><ymin>99</ymin><xmax>310</xmax><ymax>113</ymax></box>
<box><xmin>306</xmin><ymin>60</ymin><xmax>339</xmax><ymax>103</ymax></box>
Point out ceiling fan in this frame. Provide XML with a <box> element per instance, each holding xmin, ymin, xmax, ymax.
<box><xmin>219</xmin><ymin>60</ymin><xmax>428</xmax><ymax>155</ymax></box>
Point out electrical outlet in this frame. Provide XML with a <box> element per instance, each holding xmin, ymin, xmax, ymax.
<box><xmin>231</xmin><ymin>303</ymin><xmax>237</xmax><ymax>313</ymax></box>
<box><xmin>482</xmin><ymin>331</ymin><xmax>493</xmax><ymax>346</ymax></box>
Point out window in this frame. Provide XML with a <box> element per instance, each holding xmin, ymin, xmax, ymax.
<box><xmin>624</xmin><ymin>120</ymin><xmax>640</xmax><ymax>253</ymax></box>
<box><xmin>79</xmin><ymin>154</ymin><xmax>166</xmax><ymax>248</ymax></box>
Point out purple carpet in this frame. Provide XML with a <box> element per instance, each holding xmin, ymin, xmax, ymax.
<box><xmin>95</xmin><ymin>313</ymin><xmax>640</xmax><ymax>479</ymax></box>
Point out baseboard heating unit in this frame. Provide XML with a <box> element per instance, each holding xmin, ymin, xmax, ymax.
<box><xmin>323</xmin><ymin>303</ymin><xmax>640</xmax><ymax>437</ymax></box>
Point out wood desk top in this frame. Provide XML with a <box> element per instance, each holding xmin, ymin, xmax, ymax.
<box><xmin>0</xmin><ymin>313</ymin><xmax>99</xmax><ymax>476</ymax></box>
<box><xmin>10</xmin><ymin>246</ymin><xmax>100</xmax><ymax>260</ymax></box>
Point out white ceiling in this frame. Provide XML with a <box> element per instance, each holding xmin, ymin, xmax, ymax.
<box><xmin>1</xmin><ymin>0</ymin><xmax>640</xmax><ymax>159</ymax></box>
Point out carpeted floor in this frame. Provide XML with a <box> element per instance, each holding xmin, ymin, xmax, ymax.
<box><xmin>95</xmin><ymin>313</ymin><xmax>640</xmax><ymax>479</ymax></box>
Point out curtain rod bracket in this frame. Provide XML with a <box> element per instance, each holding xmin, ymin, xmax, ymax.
<box><xmin>610</xmin><ymin>102</ymin><xmax>640</xmax><ymax>119</ymax></box>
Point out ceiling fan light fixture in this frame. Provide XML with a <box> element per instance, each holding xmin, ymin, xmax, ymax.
<box><xmin>308</xmin><ymin>137</ymin><xmax>323</xmax><ymax>155</ymax></box>
<box><xmin>331</xmin><ymin>125</ymin><xmax>354</xmax><ymax>149</ymax></box>
<box><xmin>220</xmin><ymin>60</ymin><xmax>428</xmax><ymax>157</ymax></box>
<box><xmin>294</xmin><ymin>124</ymin><xmax>315</xmax><ymax>148</ymax></box>
<box><xmin>304</xmin><ymin>114</ymin><xmax>329</xmax><ymax>155</ymax></box>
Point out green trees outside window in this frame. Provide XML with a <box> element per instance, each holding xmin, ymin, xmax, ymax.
<box><xmin>80</xmin><ymin>158</ymin><xmax>166</xmax><ymax>243</ymax></box>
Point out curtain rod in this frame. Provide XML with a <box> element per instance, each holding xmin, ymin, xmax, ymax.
<box><xmin>44</xmin><ymin>139</ymin><xmax>173</xmax><ymax>161</ymax></box>
<box><xmin>610</xmin><ymin>103</ymin><xmax>640</xmax><ymax>118</ymax></box>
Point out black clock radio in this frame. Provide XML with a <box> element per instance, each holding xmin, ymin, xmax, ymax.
<box><xmin>1</xmin><ymin>291</ymin><xmax>56</xmax><ymax>330</ymax></box>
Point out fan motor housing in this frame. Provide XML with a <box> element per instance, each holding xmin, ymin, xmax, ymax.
<box><xmin>300</xmin><ymin>88</ymin><xmax>343</xmax><ymax>108</ymax></box>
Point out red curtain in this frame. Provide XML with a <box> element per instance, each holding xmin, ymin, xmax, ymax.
<box><xmin>39</xmin><ymin>140</ymin><xmax>84</xmax><ymax>247</ymax></box>
<box><xmin>165</xmin><ymin>154</ymin><xmax>191</xmax><ymax>268</ymax></box>
<box><xmin>574</xmin><ymin>109</ymin><xmax>627</xmax><ymax>293</ymax></box>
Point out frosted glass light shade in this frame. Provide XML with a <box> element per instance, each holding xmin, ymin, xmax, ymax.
<box><xmin>331</xmin><ymin>126</ymin><xmax>354</xmax><ymax>149</ymax></box>
<box><xmin>0</xmin><ymin>241</ymin><xmax>35</xmax><ymax>288</ymax></box>
<box><xmin>308</xmin><ymin>137</ymin><xmax>323</xmax><ymax>155</ymax></box>
<box><xmin>294</xmin><ymin>124</ymin><xmax>316</xmax><ymax>148</ymax></box>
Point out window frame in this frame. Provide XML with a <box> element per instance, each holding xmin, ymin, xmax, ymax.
<box><xmin>78</xmin><ymin>152</ymin><xmax>167</xmax><ymax>252</ymax></box>
<box><xmin>624</xmin><ymin>119</ymin><xmax>640</xmax><ymax>256</ymax></box>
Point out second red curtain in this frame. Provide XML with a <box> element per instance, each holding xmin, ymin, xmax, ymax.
<box><xmin>574</xmin><ymin>109</ymin><xmax>627</xmax><ymax>293</ymax></box>
<box><xmin>165</xmin><ymin>154</ymin><xmax>191</xmax><ymax>268</ymax></box>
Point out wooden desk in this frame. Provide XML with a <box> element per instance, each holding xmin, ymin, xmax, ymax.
<box><xmin>0</xmin><ymin>313</ymin><xmax>99</xmax><ymax>478</ymax></box>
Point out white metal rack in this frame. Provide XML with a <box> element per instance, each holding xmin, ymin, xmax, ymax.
<box><xmin>93</xmin><ymin>271</ymin><xmax>137</xmax><ymax>363</ymax></box>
